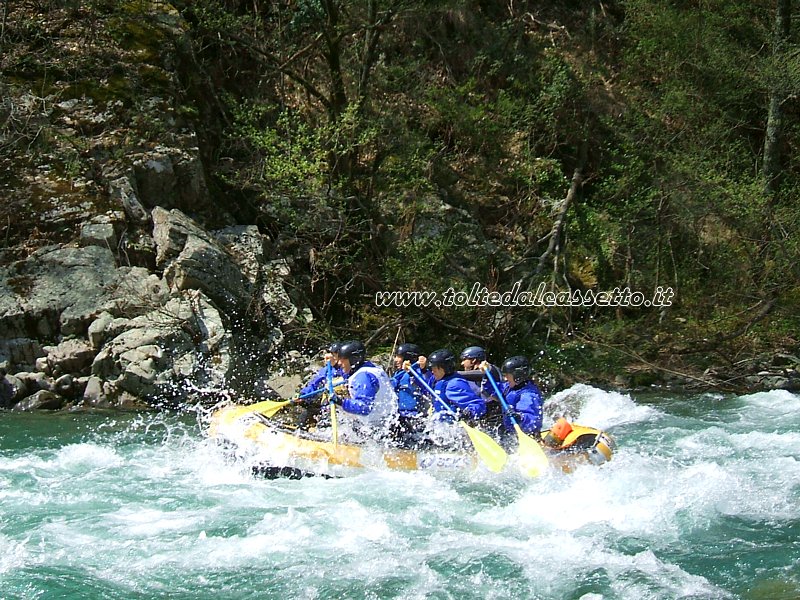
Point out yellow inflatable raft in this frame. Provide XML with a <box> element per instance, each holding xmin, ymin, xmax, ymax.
<box><xmin>207</xmin><ymin>403</ymin><xmax>615</xmax><ymax>477</ymax></box>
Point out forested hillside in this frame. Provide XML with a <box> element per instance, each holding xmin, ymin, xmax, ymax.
<box><xmin>2</xmin><ymin>0</ymin><xmax>799</xmax><ymax>391</ymax></box>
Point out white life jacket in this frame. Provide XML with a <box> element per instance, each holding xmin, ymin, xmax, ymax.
<box><xmin>346</xmin><ymin>364</ymin><xmax>398</xmax><ymax>427</ymax></box>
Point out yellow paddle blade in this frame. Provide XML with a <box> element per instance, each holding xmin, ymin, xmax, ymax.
<box><xmin>514</xmin><ymin>424</ymin><xmax>549</xmax><ymax>478</ymax></box>
<box><xmin>259</xmin><ymin>399</ymin><xmax>293</xmax><ymax>418</ymax></box>
<box><xmin>220</xmin><ymin>399</ymin><xmax>292</xmax><ymax>422</ymax></box>
<box><xmin>460</xmin><ymin>422</ymin><xmax>507</xmax><ymax>473</ymax></box>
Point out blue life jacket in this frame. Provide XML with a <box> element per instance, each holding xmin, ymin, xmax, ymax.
<box><xmin>433</xmin><ymin>373</ymin><xmax>487</xmax><ymax>420</ymax></box>
<box><xmin>391</xmin><ymin>364</ymin><xmax>434</xmax><ymax>417</ymax></box>
<box><xmin>500</xmin><ymin>380</ymin><xmax>543</xmax><ymax>433</ymax></box>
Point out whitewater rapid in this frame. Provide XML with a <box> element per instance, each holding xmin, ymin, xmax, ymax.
<box><xmin>1</xmin><ymin>385</ymin><xmax>798</xmax><ymax>599</ymax></box>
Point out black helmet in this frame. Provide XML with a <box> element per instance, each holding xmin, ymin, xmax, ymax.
<box><xmin>328</xmin><ymin>341</ymin><xmax>343</xmax><ymax>354</ymax></box>
<box><xmin>338</xmin><ymin>340</ymin><xmax>366</xmax><ymax>369</ymax></box>
<box><xmin>396</xmin><ymin>343</ymin><xmax>422</xmax><ymax>361</ymax></box>
<box><xmin>428</xmin><ymin>348</ymin><xmax>457</xmax><ymax>375</ymax></box>
<box><xmin>501</xmin><ymin>356</ymin><xmax>531</xmax><ymax>382</ymax></box>
<box><xmin>459</xmin><ymin>346</ymin><xmax>486</xmax><ymax>361</ymax></box>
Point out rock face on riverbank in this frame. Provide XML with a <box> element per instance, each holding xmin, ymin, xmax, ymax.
<box><xmin>0</xmin><ymin>206</ymin><xmax>301</xmax><ymax>410</ymax></box>
<box><xmin>0</xmin><ymin>4</ymin><xmax>311</xmax><ymax>410</ymax></box>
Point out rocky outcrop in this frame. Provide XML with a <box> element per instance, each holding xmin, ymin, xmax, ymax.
<box><xmin>0</xmin><ymin>206</ymin><xmax>302</xmax><ymax>411</ymax></box>
<box><xmin>0</xmin><ymin>4</ymin><xmax>305</xmax><ymax>411</ymax></box>
<box><xmin>152</xmin><ymin>207</ymin><xmax>249</xmax><ymax>313</ymax></box>
<box><xmin>89</xmin><ymin>291</ymin><xmax>230</xmax><ymax>406</ymax></box>
<box><xmin>132</xmin><ymin>145</ymin><xmax>212</xmax><ymax>216</ymax></box>
<box><xmin>0</xmin><ymin>245</ymin><xmax>168</xmax><ymax>339</ymax></box>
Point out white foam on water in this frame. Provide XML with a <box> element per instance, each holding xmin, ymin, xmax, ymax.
<box><xmin>740</xmin><ymin>389</ymin><xmax>800</xmax><ymax>412</ymax></box>
<box><xmin>53</xmin><ymin>443</ymin><xmax>123</xmax><ymax>470</ymax></box>
<box><xmin>730</xmin><ymin>389</ymin><xmax>800</xmax><ymax>431</ymax></box>
<box><xmin>729</xmin><ymin>429</ymin><xmax>800</xmax><ymax>455</ymax></box>
<box><xmin>546</xmin><ymin>383</ymin><xmax>662</xmax><ymax>430</ymax></box>
<box><xmin>517</xmin><ymin>536</ymin><xmax>732</xmax><ymax>599</ymax></box>
<box><xmin>0</xmin><ymin>533</ymin><xmax>29</xmax><ymax>575</ymax></box>
<box><xmin>2</xmin><ymin>391</ymin><xmax>799</xmax><ymax>599</ymax></box>
<box><xmin>0</xmin><ymin>454</ymin><xmax>49</xmax><ymax>472</ymax></box>
<box><xmin>107</xmin><ymin>506</ymin><xmax>204</xmax><ymax>538</ymax></box>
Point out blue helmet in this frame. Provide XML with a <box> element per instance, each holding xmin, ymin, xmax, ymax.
<box><xmin>339</xmin><ymin>340</ymin><xmax>366</xmax><ymax>369</ymax></box>
<box><xmin>396</xmin><ymin>343</ymin><xmax>422</xmax><ymax>361</ymax></box>
<box><xmin>459</xmin><ymin>346</ymin><xmax>486</xmax><ymax>361</ymax></box>
<box><xmin>428</xmin><ymin>349</ymin><xmax>457</xmax><ymax>375</ymax></box>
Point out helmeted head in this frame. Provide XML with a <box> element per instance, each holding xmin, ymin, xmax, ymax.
<box><xmin>328</xmin><ymin>341</ymin><xmax>343</xmax><ymax>355</ymax></box>
<box><xmin>501</xmin><ymin>355</ymin><xmax>531</xmax><ymax>387</ymax></box>
<box><xmin>394</xmin><ymin>343</ymin><xmax>422</xmax><ymax>369</ymax></box>
<box><xmin>428</xmin><ymin>348</ymin><xmax>457</xmax><ymax>379</ymax></box>
<box><xmin>338</xmin><ymin>340</ymin><xmax>366</xmax><ymax>372</ymax></box>
<box><xmin>459</xmin><ymin>345</ymin><xmax>486</xmax><ymax>370</ymax></box>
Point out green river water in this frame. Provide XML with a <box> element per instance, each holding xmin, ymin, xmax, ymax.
<box><xmin>1</xmin><ymin>384</ymin><xmax>799</xmax><ymax>599</ymax></box>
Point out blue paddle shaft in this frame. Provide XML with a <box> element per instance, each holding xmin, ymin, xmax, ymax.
<box><xmin>299</xmin><ymin>387</ymin><xmax>324</xmax><ymax>399</ymax></box>
<box><xmin>406</xmin><ymin>363</ymin><xmax>457</xmax><ymax>417</ymax></box>
<box><xmin>483</xmin><ymin>368</ymin><xmax>519</xmax><ymax>427</ymax></box>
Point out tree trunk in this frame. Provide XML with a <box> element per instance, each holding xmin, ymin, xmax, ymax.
<box><xmin>536</xmin><ymin>140</ymin><xmax>589</xmax><ymax>276</ymax></box>
<box><xmin>762</xmin><ymin>0</ymin><xmax>791</xmax><ymax>196</ymax></box>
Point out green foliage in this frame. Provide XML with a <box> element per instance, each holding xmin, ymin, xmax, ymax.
<box><xmin>425</xmin><ymin>79</ymin><xmax>508</xmax><ymax>156</ymax></box>
<box><xmin>169</xmin><ymin>0</ymin><xmax>799</xmax><ymax>358</ymax></box>
<box><xmin>227</xmin><ymin>103</ymin><xmax>326</xmax><ymax>193</ymax></box>
<box><xmin>384</xmin><ymin>236</ymin><xmax>456</xmax><ymax>291</ymax></box>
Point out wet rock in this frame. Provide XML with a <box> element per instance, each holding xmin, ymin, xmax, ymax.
<box><xmin>761</xmin><ymin>376</ymin><xmax>790</xmax><ymax>390</ymax></box>
<box><xmin>165</xmin><ymin>233</ymin><xmax>247</xmax><ymax>312</ymax></box>
<box><xmin>13</xmin><ymin>371</ymin><xmax>49</xmax><ymax>394</ymax></box>
<box><xmin>778</xmin><ymin>376</ymin><xmax>800</xmax><ymax>392</ymax></box>
<box><xmin>90</xmin><ymin>291</ymin><xmax>230</xmax><ymax>404</ymax></box>
<box><xmin>214</xmin><ymin>227</ymin><xmax>297</xmax><ymax>325</ymax></box>
<box><xmin>54</xmin><ymin>374</ymin><xmax>75</xmax><ymax>396</ymax></box>
<box><xmin>264</xmin><ymin>373</ymin><xmax>303</xmax><ymax>399</ymax></box>
<box><xmin>82</xmin><ymin>375</ymin><xmax>106</xmax><ymax>405</ymax></box>
<box><xmin>73</xmin><ymin>375</ymin><xmax>89</xmax><ymax>398</ymax></box>
<box><xmin>87</xmin><ymin>312</ymin><xmax>137</xmax><ymax>351</ymax></box>
<box><xmin>261</xmin><ymin>259</ymin><xmax>298</xmax><ymax>325</ymax></box>
<box><xmin>12</xmin><ymin>390</ymin><xmax>64</xmax><ymax>411</ymax></box>
<box><xmin>214</xmin><ymin>225</ymin><xmax>264</xmax><ymax>285</ymax></box>
<box><xmin>42</xmin><ymin>339</ymin><xmax>95</xmax><ymax>376</ymax></box>
<box><xmin>152</xmin><ymin>207</ymin><xmax>248</xmax><ymax>313</ymax></box>
<box><xmin>1</xmin><ymin>372</ymin><xmax>25</xmax><ymax>408</ymax></box>
<box><xmin>35</xmin><ymin>357</ymin><xmax>50</xmax><ymax>374</ymax></box>
<box><xmin>88</xmin><ymin>311</ymin><xmax>115</xmax><ymax>350</ymax></box>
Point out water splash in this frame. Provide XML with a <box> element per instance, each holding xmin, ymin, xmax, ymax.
<box><xmin>1</xmin><ymin>386</ymin><xmax>799</xmax><ymax>599</ymax></box>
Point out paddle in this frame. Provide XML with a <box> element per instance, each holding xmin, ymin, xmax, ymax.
<box><xmin>219</xmin><ymin>381</ymin><xmax>344</xmax><ymax>425</ymax></box>
<box><xmin>405</xmin><ymin>362</ymin><xmax>507</xmax><ymax>473</ymax></box>
<box><xmin>325</xmin><ymin>360</ymin><xmax>339</xmax><ymax>449</ymax></box>
<box><xmin>482</xmin><ymin>366</ymin><xmax>549</xmax><ymax>477</ymax></box>
<box><xmin>216</xmin><ymin>399</ymin><xmax>292</xmax><ymax>424</ymax></box>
